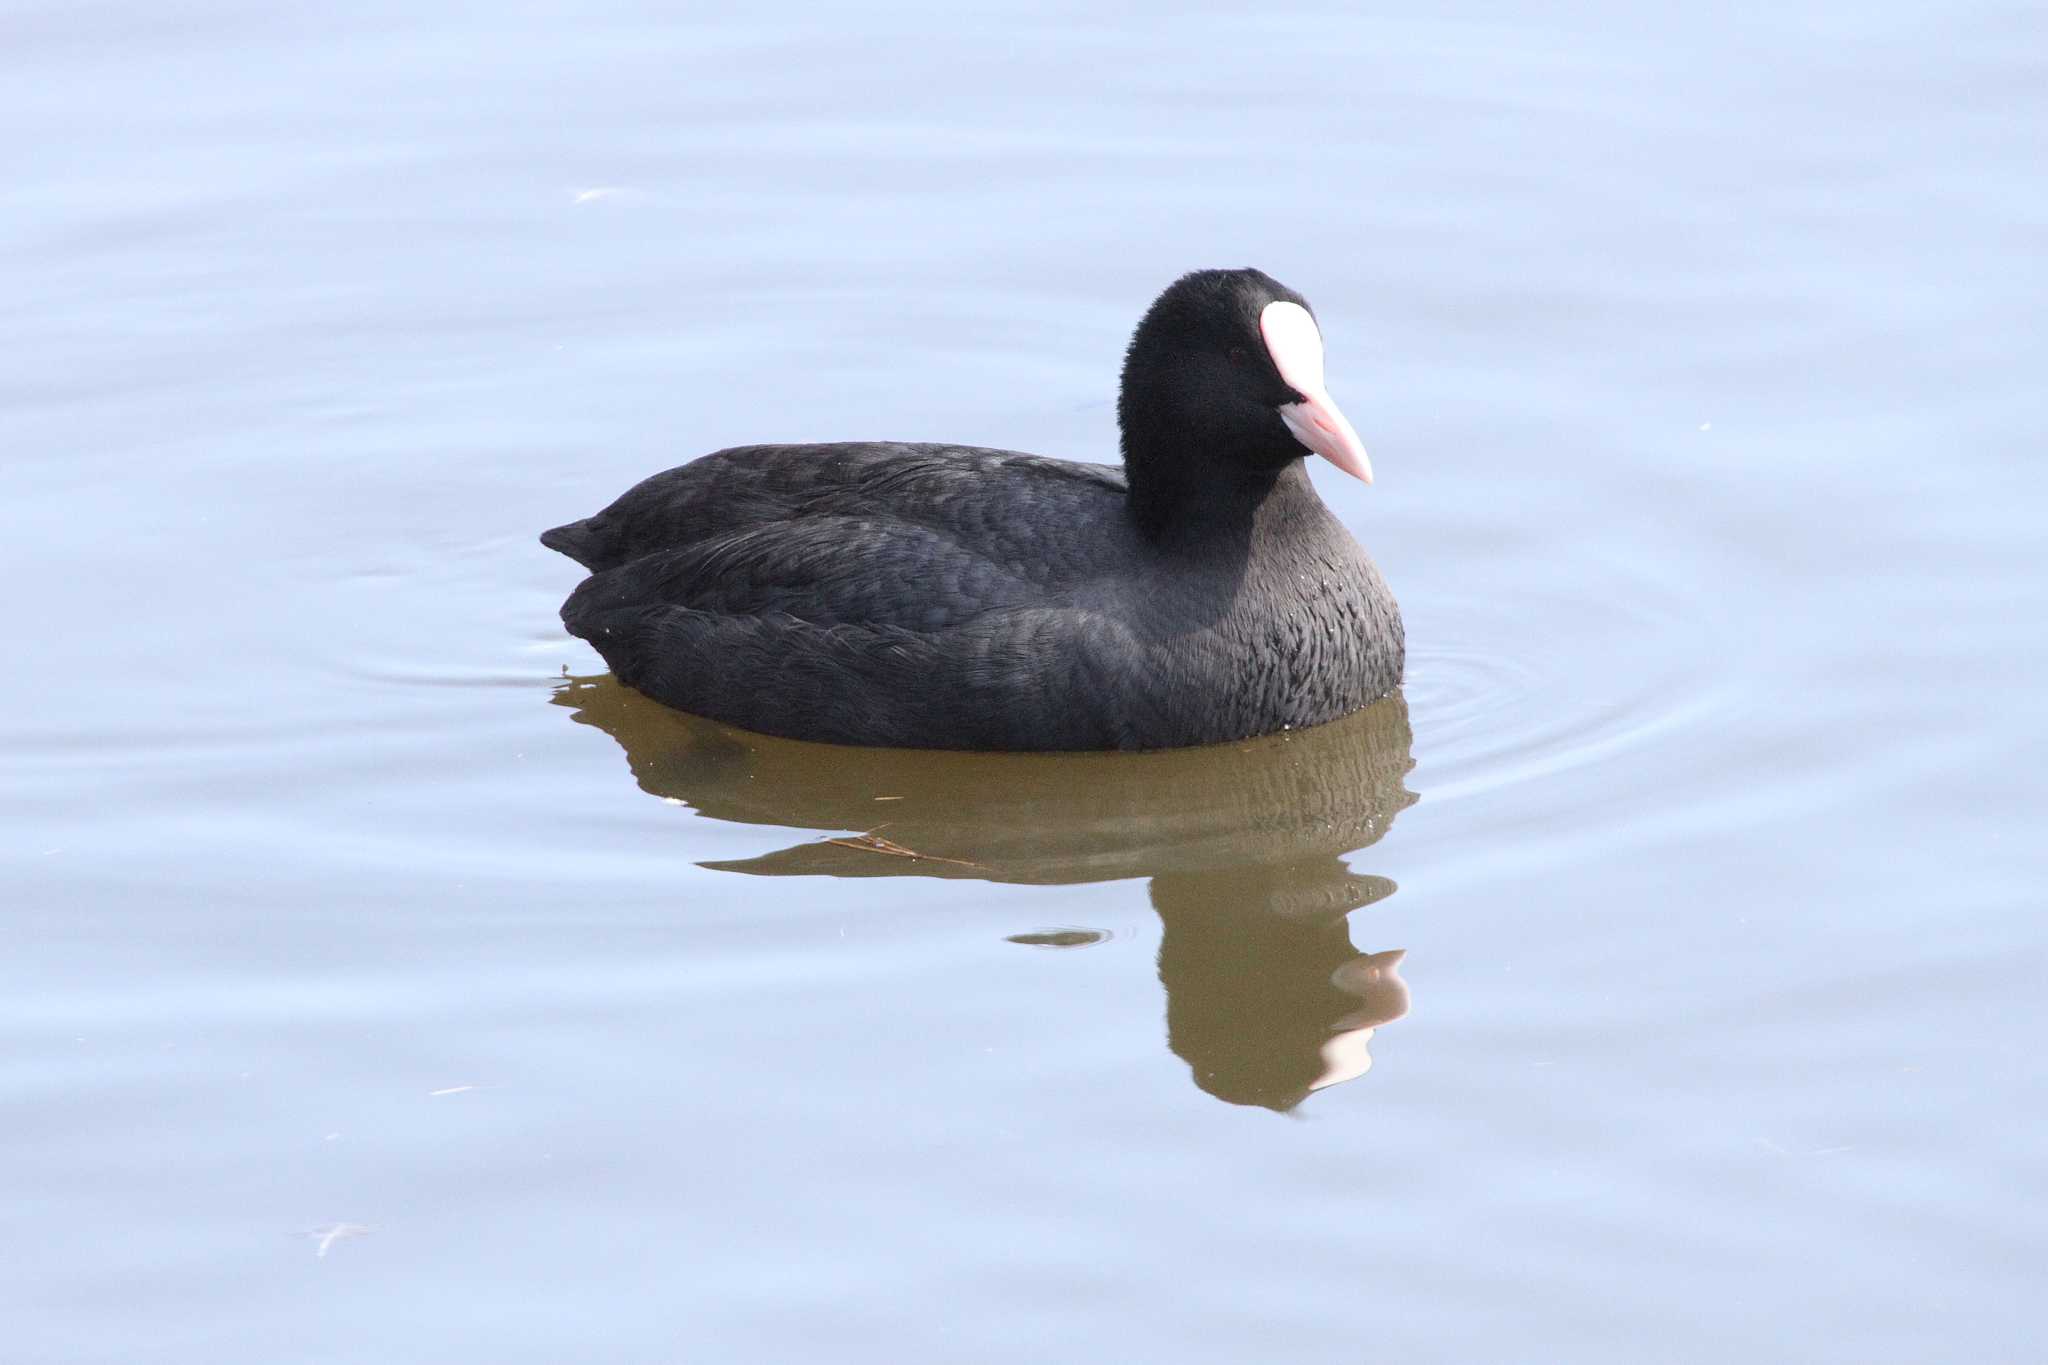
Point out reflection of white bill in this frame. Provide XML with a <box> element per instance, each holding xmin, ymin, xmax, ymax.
<box><xmin>1311</xmin><ymin>948</ymin><xmax>1411</xmax><ymax>1095</ymax></box>
<box><xmin>1312</xmin><ymin>1026</ymin><xmax>1381</xmax><ymax>1093</ymax></box>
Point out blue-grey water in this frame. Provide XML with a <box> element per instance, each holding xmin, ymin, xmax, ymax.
<box><xmin>6</xmin><ymin>1</ymin><xmax>2045</xmax><ymax>1360</ymax></box>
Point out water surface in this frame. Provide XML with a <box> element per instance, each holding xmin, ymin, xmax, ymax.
<box><xmin>5</xmin><ymin>1</ymin><xmax>2045</xmax><ymax>1360</ymax></box>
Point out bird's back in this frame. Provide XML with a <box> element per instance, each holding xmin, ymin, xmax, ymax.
<box><xmin>545</xmin><ymin>443</ymin><xmax>1153</xmax><ymax>749</ymax></box>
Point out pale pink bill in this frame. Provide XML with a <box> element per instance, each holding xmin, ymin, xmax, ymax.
<box><xmin>1258</xmin><ymin>300</ymin><xmax>1373</xmax><ymax>484</ymax></box>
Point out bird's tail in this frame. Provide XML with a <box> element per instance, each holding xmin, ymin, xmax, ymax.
<box><xmin>540</xmin><ymin>518</ymin><xmax>606</xmax><ymax>569</ymax></box>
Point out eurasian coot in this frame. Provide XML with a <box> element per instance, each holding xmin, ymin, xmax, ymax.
<box><xmin>542</xmin><ymin>268</ymin><xmax>1403</xmax><ymax>751</ymax></box>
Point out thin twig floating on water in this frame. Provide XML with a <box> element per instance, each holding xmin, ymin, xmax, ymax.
<box><xmin>821</xmin><ymin>828</ymin><xmax>985</xmax><ymax>869</ymax></box>
<box><xmin>309</xmin><ymin>1222</ymin><xmax>374</xmax><ymax>1259</ymax></box>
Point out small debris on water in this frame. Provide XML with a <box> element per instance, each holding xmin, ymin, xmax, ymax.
<box><xmin>309</xmin><ymin>1222</ymin><xmax>374</xmax><ymax>1258</ymax></box>
<box><xmin>1006</xmin><ymin>928</ymin><xmax>1110</xmax><ymax>949</ymax></box>
<box><xmin>821</xmin><ymin>830</ymin><xmax>984</xmax><ymax>869</ymax></box>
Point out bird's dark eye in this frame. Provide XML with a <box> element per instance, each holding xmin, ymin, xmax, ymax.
<box><xmin>1227</xmin><ymin>346</ymin><xmax>1249</xmax><ymax>365</ymax></box>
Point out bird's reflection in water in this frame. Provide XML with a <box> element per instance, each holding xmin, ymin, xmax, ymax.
<box><xmin>552</xmin><ymin>676</ymin><xmax>1419</xmax><ymax>1112</ymax></box>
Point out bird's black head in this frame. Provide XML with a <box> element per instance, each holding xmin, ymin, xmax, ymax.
<box><xmin>1117</xmin><ymin>268</ymin><xmax>1371</xmax><ymax>534</ymax></box>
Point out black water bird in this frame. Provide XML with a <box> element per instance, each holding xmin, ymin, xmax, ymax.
<box><xmin>542</xmin><ymin>268</ymin><xmax>1402</xmax><ymax>750</ymax></box>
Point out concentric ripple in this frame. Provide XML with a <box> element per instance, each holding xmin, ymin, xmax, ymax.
<box><xmin>1399</xmin><ymin>557</ymin><xmax>1741</xmax><ymax>811</ymax></box>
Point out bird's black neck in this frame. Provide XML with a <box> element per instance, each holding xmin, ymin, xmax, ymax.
<box><xmin>1123</xmin><ymin>445</ymin><xmax>1320</xmax><ymax>548</ymax></box>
